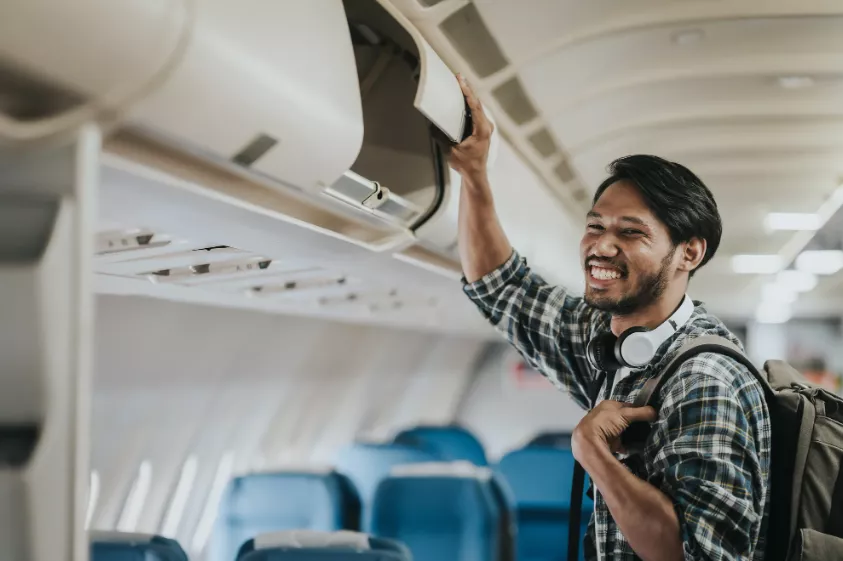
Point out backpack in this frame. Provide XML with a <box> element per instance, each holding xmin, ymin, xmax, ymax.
<box><xmin>568</xmin><ymin>335</ymin><xmax>843</xmax><ymax>561</ymax></box>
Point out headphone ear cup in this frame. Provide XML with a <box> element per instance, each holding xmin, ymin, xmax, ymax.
<box><xmin>615</xmin><ymin>326</ymin><xmax>651</xmax><ymax>368</ymax></box>
<box><xmin>587</xmin><ymin>332</ymin><xmax>622</xmax><ymax>372</ymax></box>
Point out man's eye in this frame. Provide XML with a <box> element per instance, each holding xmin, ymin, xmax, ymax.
<box><xmin>622</xmin><ymin>229</ymin><xmax>644</xmax><ymax>236</ymax></box>
<box><xmin>587</xmin><ymin>224</ymin><xmax>603</xmax><ymax>231</ymax></box>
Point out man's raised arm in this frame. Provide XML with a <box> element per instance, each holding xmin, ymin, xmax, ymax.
<box><xmin>450</xmin><ymin>75</ymin><xmax>512</xmax><ymax>282</ymax></box>
<box><xmin>448</xmin><ymin>76</ymin><xmax>604</xmax><ymax>410</ymax></box>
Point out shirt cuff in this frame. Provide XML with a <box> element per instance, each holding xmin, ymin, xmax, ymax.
<box><xmin>461</xmin><ymin>249</ymin><xmax>524</xmax><ymax>301</ymax></box>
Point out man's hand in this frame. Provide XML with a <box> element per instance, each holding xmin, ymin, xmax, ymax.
<box><xmin>572</xmin><ymin>400</ymin><xmax>656</xmax><ymax>464</ymax></box>
<box><xmin>573</xmin><ymin>401</ymin><xmax>684</xmax><ymax>561</ymax></box>
<box><xmin>449</xmin><ymin>74</ymin><xmax>494</xmax><ymax>184</ymax></box>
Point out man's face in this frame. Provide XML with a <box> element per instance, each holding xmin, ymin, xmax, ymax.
<box><xmin>579</xmin><ymin>180</ymin><xmax>680</xmax><ymax>315</ymax></box>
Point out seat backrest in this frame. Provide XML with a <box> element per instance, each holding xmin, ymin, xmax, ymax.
<box><xmin>371</xmin><ymin>462</ymin><xmax>502</xmax><ymax>561</ymax></box>
<box><xmin>393</xmin><ymin>425</ymin><xmax>488</xmax><ymax>466</ymax></box>
<box><xmin>526</xmin><ymin>432</ymin><xmax>572</xmax><ymax>449</ymax></box>
<box><xmin>90</xmin><ymin>531</ymin><xmax>188</xmax><ymax>561</ymax></box>
<box><xmin>335</xmin><ymin>442</ymin><xmax>440</xmax><ymax>530</ymax></box>
<box><xmin>236</xmin><ymin>530</ymin><xmax>411</xmax><ymax>561</ymax></box>
<box><xmin>495</xmin><ymin>448</ymin><xmax>592</xmax><ymax>561</ymax></box>
<box><xmin>213</xmin><ymin>468</ymin><xmax>362</xmax><ymax>561</ymax></box>
<box><xmin>488</xmin><ymin>473</ymin><xmax>518</xmax><ymax>561</ymax></box>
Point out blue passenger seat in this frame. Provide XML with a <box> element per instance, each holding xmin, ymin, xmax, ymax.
<box><xmin>496</xmin><ymin>447</ymin><xmax>592</xmax><ymax>561</ymax></box>
<box><xmin>335</xmin><ymin>442</ymin><xmax>440</xmax><ymax>530</ymax></box>
<box><xmin>90</xmin><ymin>531</ymin><xmax>188</xmax><ymax>561</ymax></box>
<box><xmin>526</xmin><ymin>431</ymin><xmax>572</xmax><ymax>449</ymax></box>
<box><xmin>371</xmin><ymin>461</ymin><xmax>507</xmax><ymax>561</ymax></box>
<box><xmin>236</xmin><ymin>530</ymin><xmax>411</xmax><ymax>561</ymax></box>
<box><xmin>211</xmin><ymin>468</ymin><xmax>361</xmax><ymax>561</ymax></box>
<box><xmin>393</xmin><ymin>425</ymin><xmax>488</xmax><ymax>466</ymax></box>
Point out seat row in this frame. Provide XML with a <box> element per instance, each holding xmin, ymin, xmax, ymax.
<box><xmin>90</xmin><ymin>530</ymin><xmax>409</xmax><ymax>561</ymax></box>
<box><xmin>92</xmin><ymin>426</ymin><xmax>588</xmax><ymax>561</ymax></box>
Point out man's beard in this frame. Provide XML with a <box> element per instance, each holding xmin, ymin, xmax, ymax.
<box><xmin>584</xmin><ymin>248</ymin><xmax>675</xmax><ymax>316</ymax></box>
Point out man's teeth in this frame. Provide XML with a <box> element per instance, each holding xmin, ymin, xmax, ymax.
<box><xmin>591</xmin><ymin>266</ymin><xmax>621</xmax><ymax>280</ymax></box>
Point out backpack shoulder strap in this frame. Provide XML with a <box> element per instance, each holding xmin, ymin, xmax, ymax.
<box><xmin>631</xmin><ymin>335</ymin><xmax>775</xmax><ymax>409</ymax></box>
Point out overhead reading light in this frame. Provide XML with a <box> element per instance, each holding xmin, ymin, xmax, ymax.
<box><xmin>796</xmin><ymin>250</ymin><xmax>843</xmax><ymax>275</ymax></box>
<box><xmin>777</xmin><ymin>269</ymin><xmax>817</xmax><ymax>292</ymax></box>
<box><xmin>731</xmin><ymin>254</ymin><xmax>782</xmax><ymax>274</ymax></box>
<box><xmin>248</xmin><ymin>275</ymin><xmax>348</xmax><ymax>297</ymax></box>
<box><xmin>755</xmin><ymin>301</ymin><xmax>792</xmax><ymax>324</ymax></box>
<box><xmin>777</xmin><ymin>76</ymin><xmax>815</xmax><ymax>89</ymax></box>
<box><xmin>764</xmin><ymin>212</ymin><xmax>821</xmax><ymax>232</ymax></box>
<box><xmin>95</xmin><ymin>230</ymin><xmax>177</xmax><ymax>257</ymax></box>
<box><xmin>147</xmin><ymin>257</ymin><xmax>273</xmax><ymax>284</ymax></box>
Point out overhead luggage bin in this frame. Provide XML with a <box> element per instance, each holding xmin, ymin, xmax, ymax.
<box><xmin>0</xmin><ymin>0</ymin><xmax>496</xmax><ymax>275</ymax></box>
<box><xmin>326</xmin><ymin>0</ymin><xmax>497</xmax><ymax>262</ymax></box>
<box><xmin>331</xmin><ymin>0</ymin><xmax>469</xmax><ymax>229</ymax></box>
<box><xmin>0</xmin><ymin>0</ymin><xmax>364</xmax><ymax>193</ymax></box>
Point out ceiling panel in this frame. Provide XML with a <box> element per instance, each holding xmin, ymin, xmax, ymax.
<box><xmin>518</xmin><ymin>17</ymin><xmax>843</xmax><ymax>112</ymax></box>
<box><xmin>546</xmin><ymin>75</ymin><xmax>843</xmax><ymax>150</ymax></box>
<box><xmin>473</xmin><ymin>0</ymin><xmax>753</xmax><ymax>63</ymax></box>
<box><xmin>400</xmin><ymin>0</ymin><xmax>843</xmax><ymax>321</ymax></box>
<box><xmin>569</xmin><ymin>118</ymin><xmax>843</xmax><ymax>181</ymax></box>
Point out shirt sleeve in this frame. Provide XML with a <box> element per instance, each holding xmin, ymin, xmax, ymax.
<box><xmin>462</xmin><ymin>249</ymin><xmax>608</xmax><ymax>410</ymax></box>
<box><xmin>648</xmin><ymin>353</ymin><xmax>770</xmax><ymax>561</ymax></box>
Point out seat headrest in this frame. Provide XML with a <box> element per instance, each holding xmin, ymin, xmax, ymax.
<box><xmin>89</xmin><ymin>531</ymin><xmax>155</xmax><ymax>544</ymax></box>
<box><xmin>389</xmin><ymin>461</ymin><xmax>492</xmax><ymax>480</ymax></box>
<box><xmin>393</xmin><ymin>425</ymin><xmax>487</xmax><ymax>466</ymax></box>
<box><xmin>249</xmin><ymin>464</ymin><xmax>335</xmax><ymax>475</ymax></box>
<box><xmin>90</xmin><ymin>532</ymin><xmax>188</xmax><ymax>561</ymax></box>
<box><xmin>254</xmin><ymin>530</ymin><xmax>370</xmax><ymax>551</ymax></box>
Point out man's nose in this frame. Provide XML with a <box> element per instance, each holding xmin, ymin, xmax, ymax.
<box><xmin>592</xmin><ymin>235</ymin><xmax>620</xmax><ymax>258</ymax></box>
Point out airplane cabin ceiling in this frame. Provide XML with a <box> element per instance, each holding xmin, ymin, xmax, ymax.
<box><xmin>392</xmin><ymin>0</ymin><xmax>843</xmax><ymax>321</ymax></box>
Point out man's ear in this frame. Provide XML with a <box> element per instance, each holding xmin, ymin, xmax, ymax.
<box><xmin>678</xmin><ymin>238</ymin><xmax>706</xmax><ymax>273</ymax></box>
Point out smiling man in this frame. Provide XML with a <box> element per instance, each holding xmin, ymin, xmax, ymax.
<box><xmin>450</xmin><ymin>76</ymin><xmax>771</xmax><ymax>561</ymax></box>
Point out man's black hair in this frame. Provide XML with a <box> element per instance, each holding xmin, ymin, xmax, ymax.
<box><xmin>592</xmin><ymin>154</ymin><xmax>722</xmax><ymax>277</ymax></box>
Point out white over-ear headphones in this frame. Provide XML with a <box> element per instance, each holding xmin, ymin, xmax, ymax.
<box><xmin>586</xmin><ymin>295</ymin><xmax>695</xmax><ymax>371</ymax></box>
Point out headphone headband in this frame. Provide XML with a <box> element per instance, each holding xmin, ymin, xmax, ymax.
<box><xmin>586</xmin><ymin>295</ymin><xmax>695</xmax><ymax>371</ymax></box>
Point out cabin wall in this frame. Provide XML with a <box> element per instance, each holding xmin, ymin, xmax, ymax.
<box><xmin>459</xmin><ymin>316</ymin><xmax>843</xmax><ymax>462</ymax></box>
<box><xmin>458</xmin><ymin>344</ymin><xmax>585</xmax><ymax>462</ymax></box>
<box><xmin>89</xmin><ymin>294</ymin><xmax>486</xmax><ymax>554</ymax></box>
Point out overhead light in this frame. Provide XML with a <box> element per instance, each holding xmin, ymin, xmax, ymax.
<box><xmin>760</xmin><ymin>282</ymin><xmax>797</xmax><ymax>304</ymax></box>
<box><xmin>777</xmin><ymin>270</ymin><xmax>817</xmax><ymax>292</ymax></box>
<box><xmin>731</xmin><ymin>254</ymin><xmax>783</xmax><ymax>274</ymax></box>
<box><xmin>755</xmin><ymin>302</ymin><xmax>792</xmax><ymax>324</ymax></box>
<box><xmin>796</xmin><ymin>250</ymin><xmax>843</xmax><ymax>275</ymax></box>
<box><xmin>777</xmin><ymin>76</ymin><xmax>815</xmax><ymax>89</ymax></box>
<box><xmin>671</xmin><ymin>28</ymin><xmax>705</xmax><ymax>45</ymax></box>
<box><xmin>764</xmin><ymin>212</ymin><xmax>821</xmax><ymax>232</ymax></box>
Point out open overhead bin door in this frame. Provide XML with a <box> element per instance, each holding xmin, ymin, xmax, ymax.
<box><xmin>0</xmin><ymin>0</ymin><xmax>482</xmax><ymax>268</ymax></box>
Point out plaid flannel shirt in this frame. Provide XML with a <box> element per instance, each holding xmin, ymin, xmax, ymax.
<box><xmin>463</xmin><ymin>250</ymin><xmax>771</xmax><ymax>561</ymax></box>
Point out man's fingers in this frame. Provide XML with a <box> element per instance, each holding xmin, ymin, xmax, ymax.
<box><xmin>621</xmin><ymin>405</ymin><xmax>657</xmax><ymax>424</ymax></box>
<box><xmin>457</xmin><ymin>74</ymin><xmax>492</xmax><ymax>136</ymax></box>
<box><xmin>457</xmin><ymin>74</ymin><xmax>481</xmax><ymax>113</ymax></box>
